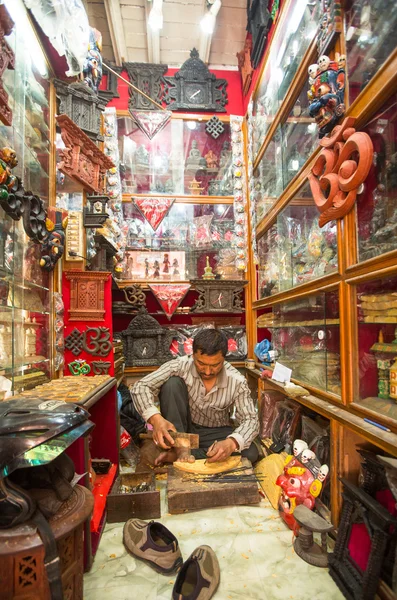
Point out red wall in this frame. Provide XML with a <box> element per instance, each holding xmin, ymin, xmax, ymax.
<box><xmin>106</xmin><ymin>67</ymin><xmax>244</xmax><ymax>116</ymax></box>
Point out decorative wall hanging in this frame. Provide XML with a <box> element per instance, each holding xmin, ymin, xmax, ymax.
<box><xmin>104</xmin><ymin>108</ymin><xmax>126</xmax><ymax>275</ymax></box>
<box><xmin>54</xmin><ymin>78</ymin><xmax>107</xmax><ymax>142</ymax></box>
<box><xmin>205</xmin><ymin>116</ymin><xmax>225</xmax><ymax>140</ymax></box>
<box><xmin>163</xmin><ymin>49</ymin><xmax>228</xmax><ymax>113</ymax></box>
<box><xmin>133</xmin><ymin>196</ymin><xmax>174</xmax><ymax>231</ymax></box>
<box><xmin>317</xmin><ymin>1</ymin><xmax>343</xmax><ymax>57</ymax></box>
<box><xmin>129</xmin><ymin>110</ymin><xmax>172</xmax><ymax>140</ymax></box>
<box><xmin>83</xmin><ymin>326</ymin><xmax>112</xmax><ymax>356</ymax></box>
<box><xmin>65</xmin><ymin>210</ymin><xmax>84</xmax><ymax>262</ymax></box>
<box><xmin>40</xmin><ymin>208</ymin><xmax>68</xmax><ymax>272</ymax></box>
<box><xmin>83</xmin><ymin>194</ymin><xmax>109</xmax><ymax>228</ymax></box>
<box><xmin>65</xmin><ymin>328</ymin><xmax>84</xmax><ymax>356</ymax></box>
<box><xmin>54</xmin><ymin>292</ymin><xmax>65</xmax><ymax>371</ymax></box>
<box><xmin>123</xmin><ymin>285</ymin><xmax>146</xmax><ymax>308</ymax></box>
<box><xmin>329</xmin><ymin>479</ymin><xmax>397</xmax><ymax>600</ymax></box>
<box><xmin>121</xmin><ymin>307</ymin><xmax>176</xmax><ymax>367</ymax></box>
<box><xmin>124</xmin><ymin>62</ymin><xmax>167</xmax><ymax>111</ymax></box>
<box><xmin>247</xmin><ymin>0</ymin><xmax>274</xmax><ymax>68</ymax></box>
<box><xmin>92</xmin><ymin>361</ymin><xmax>111</xmax><ymax>375</ymax></box>
<box><xmin>0</xmin><ymin>4</ymin><xmax>15</xmax><ymax>126</ymax></box>
<box><xmin>236</xmin><ymin>38</ymin><xmax>253</xmax><ymax>96</ymax></box>
<box><xmin>99</xmin><ymin>62</ymin><xmax>121</xmax><ymax>102</ymax></box>
<box><xmin>307</xmin><ymin>54</ymin><xmax>345</xmax><ymax>138</ymax></box>
<box><xmin>230</xmin><ymin>116</ymin><xmax>249</xmax><ymax>271</ymax></box>
<box><xmin>68</xmin><ymin>359</ymin><xmax>91</xmax><ymax>376</ymax></box>
<box><xmin>56</xmin><ymin>114</ymin><xmax>115</xmax><ymax>193</ymax></box>
<box><xmin>190</xmin><ymin>280</ymin><xmax>247</xmax><ymax>314</ymax></box>
<box><xmin>65</xmin><ymin>271</ymin><xmax>110</xmax><ymax>322</ymax></box>
<box><xmin>247</xmin><ymin>101</ymin><xmax>259</xmax><ymax>264</ymax></box>
<box><xmin>149</xmin><ymin>283</ymin><xmax>191</xmax><ymax>320</ymax></box>
<box><xmin>83</xmin><ymin>27</ymin><xmax>103</xmax><ymax>94</ymax></box>
<box><xmin>308</xmin><ymin>117</ymin><xmax>374</xmax><ymax>227</ymax></box>
<box><xmin>276</xmin><ymin>439</ymin><xmax>328</xmax><ymax>534</ymax></box>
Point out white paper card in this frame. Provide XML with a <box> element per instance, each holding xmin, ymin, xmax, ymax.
<box><xmin>272</xmin><ymin>362</ymin><xmax>292</xmax><ymax>384</ymax></box>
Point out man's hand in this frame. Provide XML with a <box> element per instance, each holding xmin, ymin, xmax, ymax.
<box><xmin>148</xmin><ymin>414</ymin><xmax>176</xmax><ymax>449</ymax></box>
<box><xmin>206</xmin><ymin>438</ymin><xmax>238</xmax><ymax>463</ymax></box>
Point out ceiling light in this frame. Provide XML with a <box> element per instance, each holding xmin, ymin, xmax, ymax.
<box><xmin>200</xmin><ymin>0</ymin><xmax>221</xmax><ymax>35</ymax></box>
<box><xmin>148</xmin><ymin>0</ymin><xmax>163</xmax><ymax>31</ymax></box>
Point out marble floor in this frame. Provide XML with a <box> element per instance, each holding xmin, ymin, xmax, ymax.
<box><xmin>83</xmin><ymin>480</ymin><xmax>344</xmax><ymax>600</ymax></box>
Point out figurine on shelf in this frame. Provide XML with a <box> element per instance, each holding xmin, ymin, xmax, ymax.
<box><xmin>153</xmin><ymin>260</ymin><xmax>160</xmax><ymax>278</ymax></box>
<box><xmin>135</xmin><ymin>145</ymin><xmax>150</xmax><ymax>170</ymax></box>
<box><xmin>307</xmin><ymin>54</ymin><xmax>345</xmax><ymax>138</ymax></box>
<box><xmin>205</xmin><ymin>149</ymin><xmax>218</xmax><ymax>170</ymax></box>
<box><xmin>25</xmin><ymin>327</ymin><xmax>37</xmax><ymax>358</ymax></box>
<box><xmin>202</xmin><ymin>256</ymin><xmax>215</xmax><ymax>280</ymax></box>
<box><xmin>145</xmin><ymin>258</ymin><xmax>150</xmax><ymax>278</ymax></box>
<box><xmin>0</xmin><ymin>325</ymin><xmax>12</xmax><ymax>365</ymax></box>
<box><xmin>219</xmin><ymin>141</ymin><xmax>232</xmax><ymax>168</ymax></box>
<box><xmin>186</xmin><ymin>140</ymin><xmax>206</xmax><ymax>171</ymax></box>
<box><xmin>163</xmin><ymin>253</ymin><xmax>170</xmax><ymax>273</ymax></box>
<box><xmin>123</xmin><ymin>252</ymin><xmax>134</xmax><ymax>279</ymax></box>
<box><xmin>188</xmin><ymin>178</ymin><xmax>204</xmax><ymax>195</ymax></box>
<box><xmin>172</xmin><ymin>258</ymin><xmax>180</xmax><ymax>275</ymax></box>
<box><xmin>82</xmin><ymin>28</ymin><xmax>103</xmax><ymax>94</ymax></box>
<box><xmin>0</xmin><ymin>147</ymin><xmax>18</xmax><ymax>199</ymax></box>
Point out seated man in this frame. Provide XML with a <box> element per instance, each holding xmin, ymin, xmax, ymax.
<box><xmin>131</xmin><ymin>329</ymin><xmax>260</xmax><ymax>464</ymax></box>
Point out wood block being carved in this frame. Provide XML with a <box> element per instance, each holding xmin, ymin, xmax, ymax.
<box><xmin>65</xmin><ymin>271</ymin><xmax>110</xmax><ymax>321</ymax></box>
<box><xmin>173</xmin><ymin>456</ymin><xmax>241</xmax><ymax>475</ymax></box>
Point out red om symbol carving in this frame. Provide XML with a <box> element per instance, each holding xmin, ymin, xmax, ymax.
<box><xmin>308</xmin><ymin>116</ymin><xmax>374</xmax><ymax>227</ymax></box>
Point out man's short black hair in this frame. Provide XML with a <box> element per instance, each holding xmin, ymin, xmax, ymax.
<box><xmin>193</xmin><ymin>329</ymin><xmax>228</xmax><ymax>358</ymax></box>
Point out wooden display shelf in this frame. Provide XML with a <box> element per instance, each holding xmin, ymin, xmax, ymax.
<box><xmin>123</xmin><ymin>361</ymin><xmax>246</xmax><ymax>376</ymax></box>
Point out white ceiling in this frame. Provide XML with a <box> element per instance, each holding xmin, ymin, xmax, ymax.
<box><xmin>85</xmin><ymin>0</ymin><xmax>247</xmax><ymax>68</ymax></box>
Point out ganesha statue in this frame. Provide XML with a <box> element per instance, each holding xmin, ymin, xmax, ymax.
<box><xmin>307</xmin><ymin>54</ymin><xmax>345</xmax><ymax>138</ymax></box>
<box><xmin>276</xmin><ymin>439</ymin><xmax>329</xmax><ymax>533</ymax></box>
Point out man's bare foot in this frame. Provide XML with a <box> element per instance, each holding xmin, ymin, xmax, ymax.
<box><xmin>154</xmin><ymin>448</ymin><xmax>196</xmax><ymax>466</ymax></box>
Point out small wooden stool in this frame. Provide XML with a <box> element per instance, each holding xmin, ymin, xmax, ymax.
<box><xmin>293</xmin><ymin>504</ymin><xmax>334</xmax><ymax>568</ymax></box>
<box><xmin>0</xmin><ymin>485</ymin><xmax>93</xmax><ymax>599</ymax></box>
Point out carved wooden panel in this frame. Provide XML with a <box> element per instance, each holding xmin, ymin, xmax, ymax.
<box><xmin>124</xmin><ymin>62</ymin><xmax>167</xmax><ymax>111</ymax></box>
<box><xmin>56</xmin><ymin>114</ymin><xmax>114</xmax><ymax>193</ymax></box>
<box><xmin>237</xmin><ymin>38</ymin><xmax>253</xmax><ymax>96</ymax></box>
<box><xmin>308</xmin><ymin>117</ymin><xmax>374</xmax><ymax>227</ymax></box>
<box><xmin>55</xmin><ymin>79</ymin><xmax>107</xmax><ymax>142</ymax></box>
<box><xmin>190</xmin><ymin>280</ymin><xmax>248</xmax><ymax>313</ymax></box>
<box><xmin>65</xmin><ymin>271</ymin><xmax>110</xmax><ymax>321</ymax></box>
<box><xmin>0</xmin><ymin>5</ymin><xmax>15</xmax><ymax>126</ymax></box>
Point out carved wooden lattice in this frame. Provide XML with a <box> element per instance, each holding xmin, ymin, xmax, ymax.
<box><xmin>65</xmin><ymin>271</ymin><xmax>110</xmax><ymax>321</ymax></box>
<box><xmin>124</xmin><ymin>62</ymin><xmax>167</xmax><ymax>111</ymax></box>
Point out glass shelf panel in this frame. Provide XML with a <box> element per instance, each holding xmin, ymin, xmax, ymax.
<box><xmin>269</xmin><ymin>290</ymin><xmax>341</xmax><ymax>396</ymax></box>
<box><xmin>346</xmin><ymin>0</ymin><xmax>397</xmax><ymax>104</ymax></box>
<box><xmin>118</xmin><ymin>117</ymin><xmax>233</xmax><ymax>197</ymax></box>
<box><xmin>253</xmin><ymin>125</ymin><xmax>284</xmax><ymax>222</ymax></box>
<box><xmin>354</xmin><ymin>274</ymin><xmax>397</xmax><ymax>422</ymax></box>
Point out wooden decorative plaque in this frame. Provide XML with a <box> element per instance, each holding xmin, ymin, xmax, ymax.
<box><xmin>65</xmin><ymin>271</ymin><xmax>110</xmax><ymax>321</ymax></box>
<box><xmin>56</xmin><ymin>114</ymin><xmax>115</xmax><ymax>193</ymax></box>
<box><xmin>237</xmin><ymin>38</ymin><xmax>253</xmax><ymax>96</ymax></box>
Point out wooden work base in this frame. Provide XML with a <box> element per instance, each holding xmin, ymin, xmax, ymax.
<box><xmin>167</xmin><ymin>458</ymin><xmax>260</xmax><ymax>514</ymax></box>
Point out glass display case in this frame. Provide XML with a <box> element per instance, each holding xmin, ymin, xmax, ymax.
<box><xmin>269</xmin><ymin>290</ymin><xmax>341</xmax><ymax>395</ymax></box>
<box><xmin>117</xmin><ymin>117</ymin><xmax>233</xmax><ymax>197</ymax></box>
<box><xmin>0</xmin><ymin>0</ymin><xmax>52</xmax><ymax>395</ymax></box>
<box><xmin>252</xmin><ymin>0</ymin><xmax>319</xmax><ymax>158</ymax></box>
<box><xmin>253</xmin><ymin>126</ymin><xmax>284</xmax><ymax>222</ymax></box>
<box><xmin>355</xmin><ymin>92</ymin><xmax>397</xmax><ymax>263</ymax></box>
<box><xmin>121</xmin><ymin>201</ymin><xmax>241</xmax><ymax>281</ymax></box>
<box><xmin>354</xmin><ymin>274</ymin><xmax>397</xmax><ymax>422</ymax></box>
<box><xmin>345</xmin><ymin>0</ymin><xmax>397</xmax><ymax>104</ymax></box>
<box><xmin>257</xmin><ymin>182</ymin><xmax>338</xmax><ymax>299</ymax></box>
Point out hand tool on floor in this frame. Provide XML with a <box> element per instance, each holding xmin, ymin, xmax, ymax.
<box><xmin>139</xmin><ymin>431</ymin><xmax>199</xmax><ymax>460</ymax></box>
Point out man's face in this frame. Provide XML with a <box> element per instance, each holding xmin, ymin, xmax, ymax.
<box><xmin>193</xmin><ymin>350</ymin><xmax>224</xmax><ymax>380</ymax></box>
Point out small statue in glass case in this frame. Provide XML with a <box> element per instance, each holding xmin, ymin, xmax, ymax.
<box><xmin>219</xmin><ymin>141</ymin><xmax>232</xmax><ymax>168</ymax></box>
<box><xmin>163</xmin><ymin>253</ymin><xmax>170</xmax><ymax>273</ymax></box>
<box><xmin>144</xmin><ymin>258</ymin><xmax>150</xmax><ymax>278</ymax></box>
<box><xmin>186</xmin><ymin>140</ymin><xmax>206</xmax><ymax>170</ymax></box>
<box><xmin>153</xmin><ymin>260</ymin><xmax>160</xmax><ymax>278</ymax></box>
<box><xmin>135</xmin><ymin>145</ymin><xmax>150</xmax><ymax>170</ymax></box>
<box><xmin>172</xmin><ymin>258</ymin><xmax>180</xmax><ymax>275</ymax></box>
<box><xmin>205</xmin><ymin>150</ymin><xmax>218</xmax><ymax>170</ymax></box>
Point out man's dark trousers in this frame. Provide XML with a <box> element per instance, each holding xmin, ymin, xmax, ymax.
<box><xmin>159</xmin><ymin>376</ymin><xmax>259</xmax><ymax>463</ymax></box>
